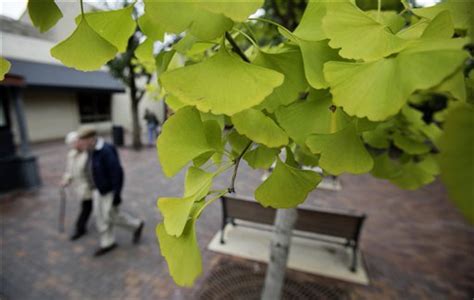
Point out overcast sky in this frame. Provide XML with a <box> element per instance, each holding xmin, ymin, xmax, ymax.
<box><xmin>0</xmin><ymin>0</ymin><xmax>440</xmax><ymax>20</ymax></box>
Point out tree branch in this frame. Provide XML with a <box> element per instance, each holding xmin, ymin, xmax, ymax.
<box><xmin>225</xmin><ymin>32</ymin><xmax>250</xmax><ymax>63</ymax></box>
<box><xmin>229</xmin><ymin>141</ymin><xmax>252</xmax><ymax>193</ymax></box>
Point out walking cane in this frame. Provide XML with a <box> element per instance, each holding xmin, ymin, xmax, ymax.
<box><xmin>59</xmin><ymin>187</ymin><xmax>67</xmax><ymax>233</ymax></box>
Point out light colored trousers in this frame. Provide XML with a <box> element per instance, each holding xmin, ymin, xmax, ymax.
<box><xmin>93</xmin><ymin>191</ymin><xmax>141</xmax><ymax>248</ymax></box>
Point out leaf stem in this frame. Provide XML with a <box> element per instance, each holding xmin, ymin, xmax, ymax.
<box><xmin>377</xmin><ymin>0</ymin><xmax>382</xmax><ymax>22</ymax></box>
<box><xmin>196</xmin><ymin>191</ymin><xmax>227</xmax><ymax>217</ymax></box>
<box><xmin>80</xmin><ymin>0</ymin><xmax>85</xmax><ymax>16</ymax></box>
<box><xmin>229</xmin><ymin>141</ymin><xmax>252</xmax><ymax>193</ymax></box>
<box><xmin>225</xmin><ymin>32</ymin><xmax>251</xmax><ymax>63</ymax></box>
<box><xmin>233</xmin><ymin>28</ymin><xmax>259</xmax><ymax>49</ymax></box>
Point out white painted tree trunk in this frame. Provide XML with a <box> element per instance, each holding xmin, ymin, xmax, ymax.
<box><xmin>261</xmin><ymin>207</ymin><xmax>298</xmax><ymax>300</ymax></box>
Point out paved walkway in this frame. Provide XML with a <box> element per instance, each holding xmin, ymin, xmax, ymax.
<box><xmin>1</xmin><ymin>140</ymin><xmax>473</xmax><ymax>299</ymax></box>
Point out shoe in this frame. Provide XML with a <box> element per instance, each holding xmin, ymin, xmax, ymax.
<box><xmin>133</xmin><ymin>221</ymin><xmax>145</xmax><ymax>244</ymax></box>
<box><xmin>93</xmin><ymin>243</ymin><xmax>117</xmax><ymax>256</ymax></box>
<box><xmin>70</xmin><ymin>230</ymin><xmax>87</xmax><ymax>241</ymax></box>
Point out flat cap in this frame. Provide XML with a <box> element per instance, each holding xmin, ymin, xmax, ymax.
<box><xmin>77</xmin><ymin>126</ymin><xmax>97</xmax><ymax>139</ymax></box>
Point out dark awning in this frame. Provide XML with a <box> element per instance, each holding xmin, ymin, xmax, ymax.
<box><xmin>6</xmin><ymin>58</ymin><xmax>125</xmax><ymax>93</ymax></box>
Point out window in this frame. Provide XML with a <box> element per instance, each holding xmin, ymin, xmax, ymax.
<box><xmin>78</xmin><ymin>92</ymin><xmax>111</xmax><ymax>123</ymax></box>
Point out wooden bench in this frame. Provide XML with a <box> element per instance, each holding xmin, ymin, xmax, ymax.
<box><xmin>219</xmin><ymin>195</ymin><xmax>366</xmax><ymax>272</ymax></box>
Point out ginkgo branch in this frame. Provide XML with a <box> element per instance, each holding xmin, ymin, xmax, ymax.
<box><xmin>229</xmin><ymin>141</ymin><xmax>253</xmax><ymax>193</ymax></box>
<box><xmin>225</xmin><ymin>32</ymin><xmax>251</xmax><ymax>63</ymax></box>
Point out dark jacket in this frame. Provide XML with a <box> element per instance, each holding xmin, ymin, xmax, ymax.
<box><xmin>92</xmin><ymin>140</ymin><xmax>123</xmax><ymax>205</ymax></box>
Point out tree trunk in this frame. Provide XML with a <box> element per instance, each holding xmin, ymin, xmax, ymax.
<box><xmin>261</xmin><ymin>208</ymin><xmax>298</xmax><ymax>300</ymax></box>
<box><xmin>129</xmin><ymin>66</ymin><xmax>142</xmax><ymax>150</ymax></box>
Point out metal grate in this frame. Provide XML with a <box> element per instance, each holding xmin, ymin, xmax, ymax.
<box><xmin>198</xmin><ymin>259</ymin><xmax>349</xmax><ymax>300</ymax></box>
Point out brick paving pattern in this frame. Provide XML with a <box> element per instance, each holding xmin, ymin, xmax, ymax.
<box><xmin>1</xmin><ymin>140</ymin><xmax>473</xmax><ymax>299</ymax></box>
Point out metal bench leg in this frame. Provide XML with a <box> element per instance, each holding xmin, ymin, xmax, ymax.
<box><xmin>350</xmin><ymin>245</ymin><xmax>358</xmax><ymax>272</ymax></box>
<box><xmin>220</xmin><ymin>221</ymin><xmax>226</xmax><ymax>244</ymax></box>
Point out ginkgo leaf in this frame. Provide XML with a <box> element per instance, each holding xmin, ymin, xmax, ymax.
<box><xmin>324</xmin><ymin>38</ymin><xmax>468</xmax><ymax>120</ymax></box>
<box><xmin>253</xmin><ymin>46</ymin><xmax>308</xmax><ymax>112</ymax></box>
<box><xmin>420</xmin><ymin>10</ymin><xmax>454</xmax><ymax>39</ymax></box>
<box><xmin>0</xmin><ymin>57</ymin><xmax>11</xmax><ymax>81</ymax></box>
<box><xmin>292</xmin><ymin>0</ymin><xmax>327</xmax><ymax>41</ymax></box>
<box><xmin>156</xmin><ymin>50</ymin><xmax>177</xmax><ymax>81</ymax></box>
<box><xmin>27</xmin><ymin>0</ymin><xmax>63</xmax><ymax>33</ymax></box>
<box><xmin>157</xmin><ymin>107</ymin><xmax>214</xmax><ymax>177</ymax></box>
<box><xmin>138</xmin><ymin>13</ymin><xmax>165</xmax><ymax>41</ymax></box>
<box><xmin>389</xmin><ymin>159</ymin><xmax>437</xmax><ymax>190</ymax></box>
<box><xmin>393</xmin><ymin>132</ymin><xmax>430</xmax><ymax>155</ymax></box>
<box><xmin>158</xmin><ymin>167</ymin><xmax>213</xmax><ymax>236</ymax></box>
<box><xmin>365</xmin><ymin>10</ymin><xmax>405</xmax><ymax>34</ymax></box>
<box><xmin>433</xmin><ymin>70</ymin><xmax>466</xmax><ymax>102</ymax></box>
<box><xmin>165</xmin><ymin>95</ymin><xmax>188</xmax><ymax>111</ymax></box>
<box><xmin>203</xmin><ymin>120</ymin><xmax>225</xmax><ymax>164</ymax></box>
<box><xmin>413</xmin><ymin>0</ymin><xmax>473</xmax><ymax>39</ymax></box>
<box><xmin>322</xmin><ymin>1</ymin><xmax>408</xmax><ymax>61</ymax></box>
<box><xmin>362</xmin><ymin>125</ymin><xmax>390</xmax><ymax>149</ymax></box>
<box><xmin>243</xmin><ymin>145</ymin><xmax>279</xmax><ymax>169</ymax></box>
<box><xmin>156</xmin><ymin>221</ymin><xmax>202</xmax><ymax>286</ymax></box>
<box><xmin>299</xmin><ymin>39</ymin><xmax>341</xmax><ymax>89</ymax></box>
<box><xmin>75</xmin><ymin>5</ymin><xmax>135</xmax><ymax>52</ymax></box>
<box><xmin>160</xmin><ymin>47</ymin><xmax>284</xmax><ymax>116</ymax></box>
<box><xmin>228</xmin><ymin>130</ymin><xmax>251</xmax><ymax>156</ymax></box>
<box><xmin>135</xmin><ymin>38</ymin><xmax>155</xmax><ymax>72</ymax></box>
<box><xmin>438</xmin><ymin>104</ymin><xmax>474</xmax><ymax>223</ymax></box>
<box><xmin>50</xmin><ymin>18</ymin><xmax>117</xmax><ymax>71</ymax></box>
<box><xmin>306</xmin><ymin>122</ymin><xmax>374</xmax><ymax>175</ymax></box>
<box><xmin>276</xmin><ymin>89</ymin><xmax>350</xmax><ymax>146</ymax></box>
<box><xmin>231</xmin><ymin>109</ymin><xmax>289</xmax><ymax>148</ymax></box>
<box><xmin>255</xmin><ymin>158</ymin><xmax>321</xmax><ymax>208</ymax></box>
<box><xmin>198</xmin><ymin>0</ymin><xmax>264</xmax><ymax>22</ymax></box>
<box><xmin>183</xmin><ymin>167</ymin><xmax>214</xmax><ymax>199</ymax></box>
<box><xmin>371</xmin><ymin>153</ymin><xmax>402</xmax><ymax>179</ymax></box>
<box><xmin>143</xmin><ymin>0</ymin><xmax>233</xmax><ymax>41</ymax></box>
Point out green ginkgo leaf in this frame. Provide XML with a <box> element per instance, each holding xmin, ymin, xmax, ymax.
<box><xmin>420</xmin><ymin>10</ymin><xmax>454</xmax><ymax>39</ymax></box>
<box><xmin>165</xmin><ymin>95</ymin><xmax>188</xmax><ymax>112</ymax></box>
<box><xmin>413</xmin><ymin>0</ymin><xmax>473</xmax><ymax>39</ymax></box>
<box><xmin>393</xmin><ymin>132</ymin><xmax>430</xmax><ymax>155</ymax></box>
<box><xmin>306</xmin><ymin>122</ymin><xmax>374</xmax><ymax>175</ymax></box>
<box><xmin>324</xmin><ymin>38</ymin><xmax>468</xmax><ymax>121</ymax></box>
<box><xmin>255</xmin><ymin>158</ymin><xmax>321</xmax><ymax>208</ymax></box>
<box><xmin>157</xmin><ymin>107</ymin><xmax>214</xmax><ymax>177</ymax></box>
<box><xmin>365</xmin><ymin>10</ymin><xmax>405</xmax><ymax>34</ymax></box>
<box><xmin>389</xmin><ymin>159</ymin><xmax>438</xmax><ymax>190</ymax></box>
<box><xmin>276</xmin><ymin>89</ymin><xmax>350</xmax><ymax>146</ymax></box>
<box><xmin>143</xmin><ymin>0</ymin><xmax>233</xmax><ymax>41</ymax></box>
<box><xmin>0</xmin><ymin>57</ymin><xmax>11</xmax><ymax>81</ymax></box>
<box><xmin>160</xmin><ymin>47</ymin><xmax>284</xmax><ymax>116</ymax></box>
<box><xmin>322</xmin><ymin>1</ymin><xmax>408</xmax><ymax>61</ymax></box>
<box><xmin>75</xmin><ymin>5</ymin><xmax>135</xmax><ymax>52</ymax></box>
<box><xmin>156</xmin><ymin>220</ymin><xmax>202</xmax><ymax>286</ymax></box>
<box><xmin>253</xmin><ymin>46</ymin><xmax>308</xmax><ymax>112</ymax></box>
<box><xmin>292</xmin><ymin>0</ymin><xmax>327</xmax><ymax>41</ymax></box>
<box><xmin>228</xmin><ymin>130</ymin><xmax>251</xmax><ymax>156</ymax></box>
<box><xmin>50</xmin><ymin>18</ymin><xmax>117</xmax><ymax>71</ymax></box>
<box><xmin>362</xmin><ymin>125</ymin><xmax>390</xmax><ymax>149</ymax></box>
<box><xmin>438</xmin><ymin>104</ymin><xmax>474</xmax><ymax>223</ymax></box>
<box><xmin>135</xmin><ymin>38</ymin><xmax>155</xmax><ymax>72</ymax></box>
<box><xmin>27</xmin><ymin>0</ymin><xmax>63</xmax><ymax>33</ymax></box>
<box><xmin>138</xmin><ymin>13</ymin><xmax>165</xmax><ymax>42</ymax></box>
<box><xmin>433</xmin><ymin>70</ymin><xmax>466</xmax><ymax>102</ymax></box>
<box><xmin>198</xmin><ymin>0</ymin><xmax>264</xmax><ymax>22</ymax></box>
<box><xmin>158</xmin><ymin>167</ymin><xmax>213</xmax><ymax>236</ymax></box>
<box><xmin>232</xmin><ymin>109</ymin><xmax>289</xmax><ymax>148</ymax></box>
<box><xmin>243</xmin><ymin>145</ymin><xmax>280</xmax><ymax>169</ymax></box>
<box><xmin>299</xmin><ymin>39</ymin><xmax>341</xmax><ymax>89</ymax></box>
<box><xmin>371</xmin><ymin>153</ymin><xmax>402</xmax><ymax>179</ymax></box>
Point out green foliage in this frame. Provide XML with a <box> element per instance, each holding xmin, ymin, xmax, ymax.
<box><xmin>27</xmin><ymin>0</ymin><xmax>62</xmax><ymax>33</ymax></box>
<box><xmin>255</xmin><ymin>158</ymin><xmax>321</xmax><ymax>208</ymax></box>
<box><xmin>438</xmin><ymin>104</ymin><xmax>474</xmax><ymax>223</ymax></box>
<box><xmin>0</xmin><ymin>57</ymin><xmax>11</xmax><ymax>80</ymax></box>
<box><xmin>51</xmin><ymin>17</ymin><xmax>117</xmax><ymax>71</ymax></box>
<box><xmin>27</xmin><ymin>0</ymin><xmax>474</xmax><ymax>286</ymax></box>
<box><xmin>160</xmin><ymin>47</ymin><xmax>284</xmax><ymax>115</ymax></box>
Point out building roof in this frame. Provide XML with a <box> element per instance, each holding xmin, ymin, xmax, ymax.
<box><xmin>6</xmin><ymin>58</ymin><xmax>125</xmax><ymax>93</ymax></box>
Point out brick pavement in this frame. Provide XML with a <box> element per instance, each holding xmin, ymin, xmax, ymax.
<box><xmin>1</xmin><ymin>140</ymin><xmax>473</xmax><ymax>299</ymax></box>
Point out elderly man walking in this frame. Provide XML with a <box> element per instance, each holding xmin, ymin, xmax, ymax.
<box><xmin>77</xmin><ymin>127</ymin><xmax>144</xmax><ymax>256</ymax></box>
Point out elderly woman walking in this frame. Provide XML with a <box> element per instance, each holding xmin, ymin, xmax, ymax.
<box><xmin>61</xmin><ymin>131</ymin><xmax>93</xmax><ymax>240</ymax></box>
